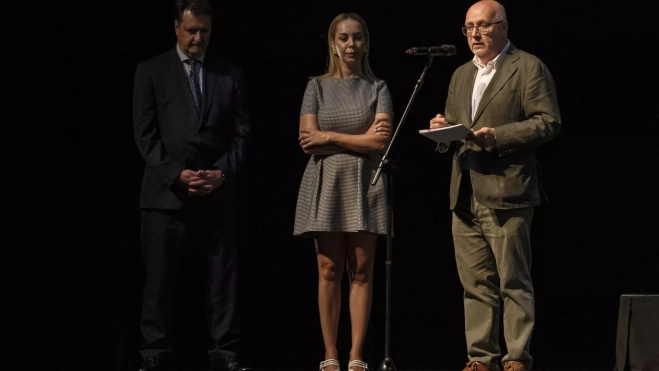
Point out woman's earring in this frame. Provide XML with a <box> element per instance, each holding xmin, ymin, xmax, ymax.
<box><xmin>332</xmin><ymin>48</ymin><xmax>337</xmax><ymax>55</ymax></box>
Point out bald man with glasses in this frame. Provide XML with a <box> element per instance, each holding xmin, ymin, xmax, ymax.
<box><xmin>428</xmin><ymin>1</ymin><xmax>561</xmax><ymax>371</ymax></box>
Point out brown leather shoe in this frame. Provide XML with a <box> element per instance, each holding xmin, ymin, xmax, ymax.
<box><xmin>503</xmin><ymin>361</ymin><xmax>528</xmax><ymax>371</ymax></box>
<box><xmin>463</xmin><ymin>361</ymin><xmax>499</xmax><ymax>371</ymax></box>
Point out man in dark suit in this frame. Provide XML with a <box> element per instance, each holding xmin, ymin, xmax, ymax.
<box><xmin>429</xmin><ymin>1</ymin><xmax>560</xmax><ymax>371</ymax></box>
<box><xmin>132</xmin><ymin>0</ymin><xmax>251</xmax><ymax>370</ymax></box>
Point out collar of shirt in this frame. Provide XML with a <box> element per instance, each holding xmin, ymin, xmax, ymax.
<box><xmin>471</xmin><ymin>40</ymin><xmax>510</xmax><ymax>73</ymax></box>
<box><xmin>175</xmin><ymin>43</ymin><xmax>206</xmax><ymax>64</ymax></box>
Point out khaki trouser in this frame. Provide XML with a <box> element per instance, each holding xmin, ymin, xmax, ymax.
<box><xmin>452</xmin><ymin>185</ymin><xmax>535</xmax><ymax>370</ymax></box>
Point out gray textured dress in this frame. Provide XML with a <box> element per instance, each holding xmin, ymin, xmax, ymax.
<box><xmin>294</xmin><ymin>77</ymin><xmax>394</xmax><ymax>237</ymax></box>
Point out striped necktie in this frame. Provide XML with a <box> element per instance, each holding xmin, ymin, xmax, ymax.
<box><xmin>187</xmin><ymin>59</ymin><xmax>202</xmax><ymax>113</ymax></box>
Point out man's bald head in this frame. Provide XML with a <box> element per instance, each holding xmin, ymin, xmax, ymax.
<box><xmin>468</xmin><ymin>1</ymin><xmax>507</xmax><ymax>22</ymax></box>
<box><xmin>465</xmin><ymin>0</ymin><xmax>509</xmax><ymax>64</ymax></box>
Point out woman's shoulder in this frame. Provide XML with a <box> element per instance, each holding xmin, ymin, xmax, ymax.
<box><xmin>311</xmin><ymin>76</ymin><xmax>340</xmax><ymax>91</ymax></box>
<box><xmin>369</xmin><ymin>77</ymin><xmax>390</xmax><ymax>93</ymax></box>
<box><xmin>303</xmin><ymin>77</ymin><xmax>322</xmax><ymax>93</ymax></box>
<box><xmin>306</xmin><ymin>76</ymin><xmax>320</xmax><ymax>85</ymax></box>
<box><xmin>372</xmin><ymin>74</ymin><xmax>389</xmax><ymax>83</ymax></box>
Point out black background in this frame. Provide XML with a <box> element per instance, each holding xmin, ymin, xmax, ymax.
<box><xmin>10</xmin><ymin>1</ymin><xmax>658</xmax><ymax>370</ymax></box>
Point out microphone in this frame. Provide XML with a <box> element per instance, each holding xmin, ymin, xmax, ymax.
<box><xmin>405</xmin><ymin>44</ymin><xmax>456</xmax><ymax>56</ymax></box>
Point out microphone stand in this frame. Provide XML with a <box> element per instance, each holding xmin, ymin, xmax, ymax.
<box><xmin>371</xmin><ymin>53</ymin><xmax>439</xmax><ymax>371</ymax></box>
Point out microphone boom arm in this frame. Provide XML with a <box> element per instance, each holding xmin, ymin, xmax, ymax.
<box><xmin>371</xmin><ymin>54</ymin><xmax>436</xmax><ymax>186</ymax></box>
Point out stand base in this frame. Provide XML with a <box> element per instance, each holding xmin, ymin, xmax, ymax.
<box><xmin>377</xmin><ymin>357</ymin><xmax>396</xmax><ymax>371</ymax></box>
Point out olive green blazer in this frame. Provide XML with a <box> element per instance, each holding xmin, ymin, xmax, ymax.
<box><xmin>443</xmin><ymin>43</ymin><xmax>561</xmax><ymax>210</ymax></box>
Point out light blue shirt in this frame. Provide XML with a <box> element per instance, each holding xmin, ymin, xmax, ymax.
<box><xmin>176</xmin><ymin>43</ymin><xmax>205</xmax><ymax>95</ymax></box>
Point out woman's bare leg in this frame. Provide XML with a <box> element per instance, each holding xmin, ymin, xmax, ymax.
<box><xmin>346</xmin><ymin>232</ymin><xmax>377</xmax><ymax>371</ymax></box>
<box><xmin>316</xmin><ymin>233</ymin><xmax>347</xmax><ymax>370</ymax></box>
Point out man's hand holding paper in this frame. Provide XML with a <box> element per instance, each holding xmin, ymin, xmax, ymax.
<box><xmin>420</xmin><ymin>113</ymin><xmax>473</xmax><ymax>145</ymax></box>
<box><xmin>429</xmin><ymin>113</ymin><xmax>450</xmax><ymax>129</ymax></box>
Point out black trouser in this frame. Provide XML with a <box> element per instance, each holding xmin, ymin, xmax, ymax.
<box><xmin>139</xmin><ymin>208</ymin><xmax>241</xmax><ymax>362</ymax></box>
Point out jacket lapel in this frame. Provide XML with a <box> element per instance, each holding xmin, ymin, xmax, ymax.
<box><xmin>200</xmin><ymin>60</ymin><xmax>217</xmax><ymax>126</ymax></box>
<box><xmin>471</xmin><ymin>44</ymin><xmax>519</xmax><ymax>127</ymax></box>
<box><xmin>455</xmin><ymin>62</ymin><xmax>478</xmax><ymax>127</ymax></box>
<box><xmin>463</xmin><ymin>65</ymin><xmax>477</xmax><ymax>127</ymax></box>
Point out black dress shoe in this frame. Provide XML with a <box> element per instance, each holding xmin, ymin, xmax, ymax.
<box><xmin>139</xmin><ymin>355</ymin><xmax>169</xmax><ymax>371</ymax></box>
<box><xmin>211</xmin><ymin>356</ymin><xmax>251</xmax><ymax>371</ymax></box>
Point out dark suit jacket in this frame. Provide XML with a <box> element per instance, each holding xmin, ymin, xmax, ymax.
<box><xmin>133</xmin><ymin>48</ymin><xmax>250</xmax><ymax>210</ymax></box>
<box><xmin>443</xmin><ymin>43</ymin><xmax>561</xmax><ymax>210</ymax></box>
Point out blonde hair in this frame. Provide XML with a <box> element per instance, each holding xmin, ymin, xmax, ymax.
<box><xmin>316</xmin><ymin>13</ymin><xmax>376</xmax><ymax>81</ymax></box>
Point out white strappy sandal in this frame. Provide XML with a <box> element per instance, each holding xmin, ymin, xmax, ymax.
<box><xmin>348</xmin><ymin>360</ymin><xmax>369</xmax><ymax>371</ymax></box>
<box><xmin>320</xmin><ymin>359</ymin><xmax>340</xmax><ymax>371</ymax></box>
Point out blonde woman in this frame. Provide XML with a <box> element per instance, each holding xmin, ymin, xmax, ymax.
<box><xmin>294</xmin><ymin>12</ymin><xmax>394</xmax><ymax>371</ymax></box>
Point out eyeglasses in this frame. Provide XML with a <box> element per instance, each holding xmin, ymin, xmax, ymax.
<box><xmin>461</xmin><ymin>20</ymin><xmax>506</xmax><ymax>36</ymax></box>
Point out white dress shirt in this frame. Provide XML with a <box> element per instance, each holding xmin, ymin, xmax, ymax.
<box><xmin>471</xmin><ymin>40</ymin><xmax>510</xmax><ymax>121</ymax></box>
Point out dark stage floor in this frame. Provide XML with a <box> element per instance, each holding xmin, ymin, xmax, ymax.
<box><xmin>152</xmin><ymin>367</ymin><xmax>613</xmax><ymax>371</ymax></box>
<box><xmin>121</xmin><ymin>360</ymin><xmax>606</xmax><ymax>371</ymax></box>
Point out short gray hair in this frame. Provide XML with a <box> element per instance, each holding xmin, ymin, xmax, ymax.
<box><xmin>493</xmin><ymin>1</ymin><xmax>507</xmax><ymax>22</ymax></box>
